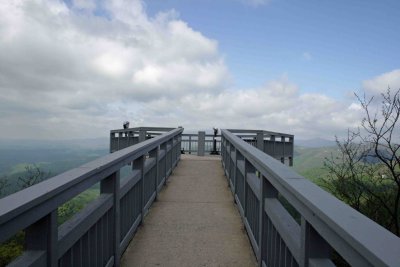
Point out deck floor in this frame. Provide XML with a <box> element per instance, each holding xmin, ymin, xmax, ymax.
<box><xmin>121</xmin><ymin>155</ymin><xmax>257</xmax><ymax>267</ymax></box>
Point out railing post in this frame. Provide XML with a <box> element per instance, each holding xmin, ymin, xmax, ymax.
<box><xmin>100</xmin><ymin>171</ymin><xmax>121</xmax><ymax>267</ymax></box>
<box><xmin>139</xmin><ymin>129</ymin><xmax>146</xmax><ymax>142</ymax></box>
<box><xmin>227</xmin><ymin>141</ymin><xmax>231</xmax><ymax>178</ymax></box>
<box><xmin>300</xmin><ymin>217</ymin><xmax>332</xmax><ymax>267</ymax></box>
<box><xmin>169</xmin><ymin>138</ymin><xmax>173</xmax><ymax>173</ymax></box>
<box><xmin>281</xmin><ymin>136</ymin><xmax>285</xmax><ymax>164</ymax></box>
<box><xmin>188</xmin><ymin>135</ymin><xmax>192</xmax><ymax>154</ymax></box>
<box><xmin>24</xmin><ymin>210</ymin><xmax>58</xmax><ymax>267</ymax></box>
<box><xmin>117</xmin><ymin>132</ymin><xmax>121</xmax><ymax>151</ymax></box>
<box><xmin>270</xmin><ymin>135</ymin><xmax>275</xmax><ymax>159</ymax></box>
<box><xmin>256</xmin><ymin>132</ymin><xmax>264</xmax><ymax>152</ymax></box>
<box><xmin>258</xmin><ymin>175</ymin><xmax>268</xmax><ymax>266</ymax></box>
<box><xmin>232</xmin><ymin>147</ymin><xmax>237</xmax><ymax>196</ymax></box>
<box><xmin>161</xmin><ymin>143</ymin><xmax>167</xmax><ymax>185</ymax></box>
<box><xmin>265</xmin><ymin>179</ymin><xmax>278</xmax><ymax>266</ymax></box>
<box><xmin>289</xmin><ymin>136</ymin><xmax>294</xmax><ymax>166</ymax></box>
<box><xmin>178</xmin><ymin>134</ymin><xmax>182</xmax><ymax>161</ymax></box>
<box><xmin>221</xmin><ymin>136</ymin><xmax>225</xmax><ymax>167</ymax></box>
<box><xmin>198</xmin><ymin>131</ymin><xmax>205</xmax><ymax>156</ymax></box>
<box><xmin>133</xmin><ymin>156</ymin><xmax>145</xmax><ymax>223</ymax></box>
<box><xmin>110</xmin><ymin>132</ymin><xmax>114</xmax><ymax>153</ymax></box>
<box><xmin>173</xmin><ymin>136</ymin><xmax>177</xmax><ymax>166</ymax></box>
<box><xmin>244</xmin><ymin>158</ymin><xmax>254</xmax><ymax>217</ymax></box>
<box><xmin>150</xmin><ymin>147</ymin><xmax>159</xmax><ymax>199</ymax></box>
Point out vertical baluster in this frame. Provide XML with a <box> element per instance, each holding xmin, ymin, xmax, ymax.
<box><xmin>25</xmin><ymin>210</ymin><xmax>57</xmax><ymax>266</ymax></box>
<box><xmin>173</xmin><ymin>136</ymin><xmax>177</xmax><ymax>167</ymax></box>
<box><xmin>281</xmin><ymin>136</ymin><xmax>285</xmax><ymax>164</ymax></box>
<box><xmin>300</xmin><ymin>218</ymin><xmax>331</xmax><ymax>267</ymax></box>
<box><xmin>244</xmin><ymin>159</ymin><xmax>255</xmax><ymax>219</ymax></box>
<box><xmin>150</xmin><ymin>147</ymin><xmax>159</xmax><ymax>199</ymax></box>
<box><xmin>289</xmin><ymin>136</ymin><xmax>294</xmax><ymax>166</ymax></box>
<box><xmin>188</xmin><ymin>135</ymin><xmax>192</xmax><ymax>154</ymax></box>
<box><xmin>110</xmin><ymin>132</ymin><xmax>114</xmax><ymax>153</ymax></box>
<box><xmin>133</xmin><ymin>156</ymin><xmax>145</xmax><ymax>223</ymax></box>
<box><xmin>169</xmin><ymin>138</ymin><xmax>173</xmax><ymax>173</ymax></box>
<box><xmin>198</xmin><ymin>131</ymin><xmax>205</xmax><ymax>156</ymax></box>
<box><xmin>257</xmin><ymin>132</ymin><xmax>264</xmax><ymax>152</ymax></box>
<box><xmin>221</xmin><ymin>136</ymin><xmax>225</xmax><ymax>167</ymax></box>
<box><xmin>117</xmin><ymin>132</ymin><xmax>121</xmax><ymax>151</ymax></box>
<box><xmin>139</xmin><ymin>129</ymin><xmax>146</xmax><ymax>142</ymax></box>
<box><xmin>258</xmin><ymin>174</ymin><xmax>268</xmax><ymax>266</ymax></box>
<box><xmin>232</xmin><ymin>147</ymin><xmax>237</xmax><ymax>196</ymax></box>
<box><xmin>264</xmin><ymin>179</ymin><xmax>278</xmax><ymax>266</ymax></box>
<box><xmin>100</xmin><ymin>171</ymin><xmax>120</xmax><ymax>267</ymax></box>
<box><xmin>179</xmin><ymin>134</ymin><xmax>182</xmax><ymax>160</ymax></box>
<box><xmin>271</xmin><ymin>135</ymin><xmax>275</xmax><ymax>159</ymax></box>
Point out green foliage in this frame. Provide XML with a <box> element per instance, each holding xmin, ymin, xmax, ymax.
<box><xmin>58</xmin><ymin>189</ymin><xmax>99</xmax><ymax>225</ymax></box>
<box><xmin>0</xmin><ymin>177</ymin><xmax>8</xmax><ymax>197</ymax></box>
<box><xmin>323</xmin><ymin>88</ymin><xmax>400</xmax><ymax>236</ymax></box>
<box><xmin>0</xmin><ymin>189</ymin><xmax>99</xmax><ymax>266</ymax></box>
<box><xmin>0</xmin><ymin>232</ymin><xmax>24</xmax><ymax>267</ymax></box>
<box><xmin>0</xmin><ymin>142</ymin><xmax>107</xmax><ymax>265</ymax></box>
<box><xmin>292</xmin><ymin>146</ymin><xmax>336</xmax><ymax>183</ymax></box>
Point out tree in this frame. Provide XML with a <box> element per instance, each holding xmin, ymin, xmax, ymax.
<box><xmin>0</xmin><ymin>176</ymin><xmax>8</xmax><ymax>197</ymax></box>
<box><xmin>324</xmin><ymin>88</ymin><xmax>400</xmax><ymax>235</ymax></box>
<box><xmin>17</xmin><ymin>164</ymin><xmax>51</xmax><ymax>189</ymax></box>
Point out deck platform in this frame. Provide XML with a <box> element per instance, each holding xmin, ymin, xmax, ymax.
<box><xmin>121</xmin><ymin>154</ymin><xmax>257</xmax><ymax>266</ymax></box>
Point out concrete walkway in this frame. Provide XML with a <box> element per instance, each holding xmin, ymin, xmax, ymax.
<box><xmin>121</xmin><ymin>155</ymin><xmax>257</xmax><ymax>267</ymax></box>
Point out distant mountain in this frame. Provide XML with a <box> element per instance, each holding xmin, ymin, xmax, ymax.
<box><xmin>295</xmin><ymin>138</ymin><xmax>336</xmax><ymax>148</ymax></box>
<box><xmin>0</xmin><ymin>137</ymin><xmax>108</xmax><ymax>150</ymax></box>
<box><xmin>0</xmin><ymin>138</ymin><xmax>109</xmax><ymax>177</ymax></box>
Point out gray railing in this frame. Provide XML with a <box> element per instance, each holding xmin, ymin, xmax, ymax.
<box><xmin>0</xmin><ymin>127</ymin><xmax>183</xmax><ymax>266</ymax></box>
<box><xmin>228</xmin><ymin>129</ymin><xmax>294</xmax><ymax>166</ymax></box>
<box><xmin>221</xmin><ymin>129</ymin><xmax>400</xmax><ymax>267</ymax></box>
<box><xmin>110</xmin><ymin>126</ymin><xmax>176</xmax><ymax>153</ymax></box>
<box><xmin>180</xmin><ymin>133</ymin><xmax>221</xmax><ymax>155</ymax></box>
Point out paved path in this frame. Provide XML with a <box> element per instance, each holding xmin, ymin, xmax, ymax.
<box><xmin>121</xmin><ymin>155</ymin><xmax>257</xmax><ymax>267</ymax></box>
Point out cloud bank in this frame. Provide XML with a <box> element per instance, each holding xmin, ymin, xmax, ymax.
<box><xmin>0</xmin><ymin>0</ymin><xmax>397</xmax><ymax>140</ymax></box>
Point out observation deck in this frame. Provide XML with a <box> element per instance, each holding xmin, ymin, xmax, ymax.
<box><xmin>1</xmin><ymin>127</ymin><xmax>400</xmax><ymax>267</ymax></box>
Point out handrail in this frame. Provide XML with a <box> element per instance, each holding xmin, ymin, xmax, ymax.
<box><xmin>227</xmin><ymin>128</ymin><xmax>294</xmax><ymax>138</ymax></box>
<box><xmin>110</xmin><ymin>126</ymin><xmax>176</xmax><ymax>134</ymax></box>
<box><xmin>221</xmin><ymin>129</ymin><xmax>400</xmax><ymax>267</ymax></box>
<box><xmin>0</xmin><ymin>127</ymin><xmax>183</xmax><ymax>266</ymax></box>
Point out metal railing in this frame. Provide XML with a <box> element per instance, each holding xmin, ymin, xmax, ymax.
<box><xmin>0</xmin><ymin>127</ymin><xmax>183</xmax><ymax>266</ymax></box>
<box><xmin>228</xmin><ymin>129</ymin><xmax>294</xmax><ymax>166</ymax></box>
<box><xmin>180</xmin><ymin>133</ymin><xmax>221</xmax><ymax>155</ymax></box>
<box><xmin>110</xmin><ymin>127</ymin><xmax>176</xmax><ymax>153</ymax></box>
<box><xmin>221</xmin><ymin>129</ymin><xmax>400</xmax><ymax>267</ymax></box>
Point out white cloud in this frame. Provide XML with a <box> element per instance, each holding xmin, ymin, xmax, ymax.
<box><xmin>0</xmin><ymin>0</ymin><xmax>229</xmax><ymax>138</ymax></box>
<box><xmin>0</xmin><ymin>0</ymin><xmax>373</xmax><ymax>140</ymax></box>
<box><xmin>362</xmin><ymin>69</ymin><xmax>400</xmax><ymax>94</ymax></box>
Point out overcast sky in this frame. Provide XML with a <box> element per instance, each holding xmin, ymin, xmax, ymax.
<box><xmin>0</xmin><ymin>0</ymin><xmax>399</xmax><ymax>140</ymax></box>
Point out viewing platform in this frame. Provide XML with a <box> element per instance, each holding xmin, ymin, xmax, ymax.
<box><xmin>1</xmin><ymin>127</ymin><xmax>400</xmax><ymax>267</ymax></box>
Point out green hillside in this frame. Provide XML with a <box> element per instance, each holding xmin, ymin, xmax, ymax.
<box><xmin>292</xmin><ymin>146</ymin><xmax>339</xmax><ymax>183</ymax></box>
<box><xmin>0</xmin><ymin>147</ymin><xmax>108</xmax><ymax>198</ymax></box>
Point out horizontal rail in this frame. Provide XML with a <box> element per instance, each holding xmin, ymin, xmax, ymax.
<box><xmin>110</xmin><ymin>126</ymin><xmax>176</xmax><ymax>134</ymax></box>
<box><xmin>1</xmin><ymin>127</ymin><xmax>183</xmax><ymax>266</ymax></box>
<box><xmin>227</xmin><ymin>128</ymin><xmax>294</xmax><ymax>138</ymax></box>
<box><xmin>221</xmin><ymin>129</ymin><xmax>400</xmax><ymax>267</ymax></box>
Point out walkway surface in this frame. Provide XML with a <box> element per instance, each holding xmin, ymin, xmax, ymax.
<box><xmin>121</xmin><ymin>155</ymin><xmax>257</xmax><ymax>267</ymax></box>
